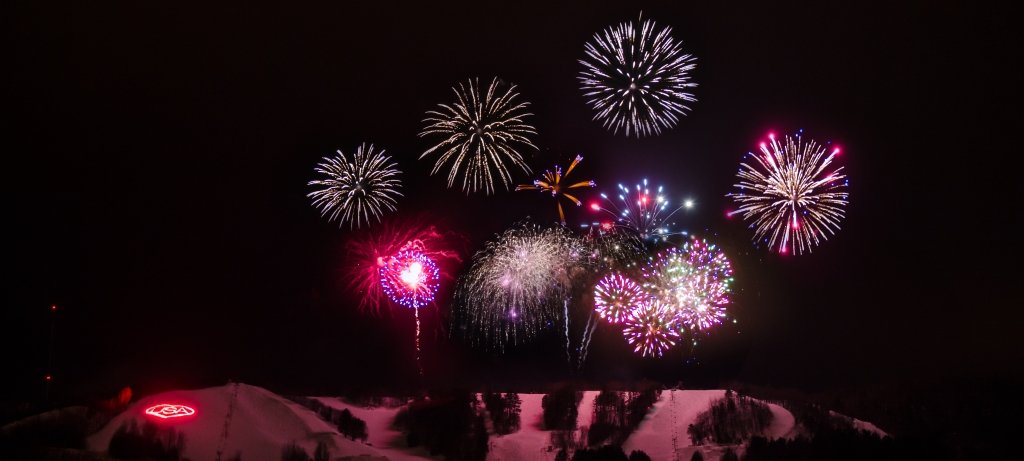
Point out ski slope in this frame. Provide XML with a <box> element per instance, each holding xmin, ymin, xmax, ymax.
<box><xmin>86</xmin><ymin>383</ymin><xmax>882</xmax><ymax>461</ymax></box>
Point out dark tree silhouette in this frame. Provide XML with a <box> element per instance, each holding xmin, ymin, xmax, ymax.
<box><xmin>484</xmin><ymin>392</ymin><xmax>522</xmax><ymax>435</ymax></box>
<box><xmin>543</xmin><ymin>386</ymin><xmax>583</xmax><ymax>430</ymax></box>
<box><xmin>108</xmin><ymin>419</ymin><xmax>186</xmax><ymax>461</ymax></box>
<box><xmin>687</xmin><ymin>391</ymin><xmax>772</xmax><ymax>445</ymax></box>
<box><xmin>313</xmin><ymin>440</ymin><xmax>330</xmax><ymax>461</ymax></box>
<box><xmin>628</xmin><ymin>450</ymin><xmax>652</xmax><ymax>461</ymax></box>
<box><xmin>394</xmin><ymin>390</ymin><xmax>488</xmax><ymax>461</ymax></box>
<box><xmin>280</xmin><ymin>441</ymin><xmax>310</xmax><ymax>461</ymax></box>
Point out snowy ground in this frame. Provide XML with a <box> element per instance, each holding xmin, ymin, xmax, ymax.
<box><xmin>312</xmin><ymin>396</ymin><xmax>438</xmax><ymax>461</ymax></box>
<box><xmin>86</xmin><ymin>384</ymin><xmax>882</xmax><ymax>461</ymax></box>
<box><xmin>87</xmin><ymin>383</ymin><xmax>388</xmax><ymax>461</ymax></box>
<box><xmin>488</xmin><ymin>393</ymin><xmax>555</xmax><ymax>461</ymax></box>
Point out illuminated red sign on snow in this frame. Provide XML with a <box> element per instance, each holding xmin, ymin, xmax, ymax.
<box><xmin>144</xmin><ymin>404</ymin><xmax>196</xmax><ymax>419</ymax></box>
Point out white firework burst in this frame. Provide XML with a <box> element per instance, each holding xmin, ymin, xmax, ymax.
<box><xmin>579</xmin><ymin>15</ymin><xmax>697</xmax><ymax>137</ymax></box>
<box><xmin>455</xmin><ymin>223</ymin><xmax>586</xmax><ymax>350</ymax></box>
<box><xmin>728</xmin><ymin>132</ymin><xmax>849</xmax><ymax>255</ymax></box>
<box><xmin>420</xmin><ymin>77</ymin><xmax>538</xmax><ymax>194</ymax></box>
<box><xmin>308</xmin><ymin>143</ymin><xmax>402</xmax><ymax>228</ymax></box>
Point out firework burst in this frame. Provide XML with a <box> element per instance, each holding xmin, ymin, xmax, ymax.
<box><xmin>420</xmin><ymin>77</ymin><xmax>537</xmax><ymax>194</ymax></box>
<box><xmin>594</xmin><ymin>273</ymin><xmax>649</xmax><ymax>324</ymax></box>
<box><xmin>582</xmin><ymin>225</ymin><xmax>646</xmax><ymax>271</ymax></box>
<box><xmin>379</xmin><ymin>246</ymin><xmax>441</xmax><ymax>309</ymax></box>
<box><xmin>622</xmin><ymin>298</ymin><xmax>680</xmax><ymax>357</ymax></box>
<box><xmin>345</xmin><ymin>221</ymin><xmax>461</xmax><ymax>375</ymax></box>
<box><xmin>593</xmin><ymin>179</ymin><xmax>688</xmax><ymax>242</ymax></box>
<box><xmin>346</xmin><ymin>220</ymin><xmax>460</xmax><ymax>315</ymax></box>
<box><xmin>641</xmin><ymin>238</ymin><xmax>733</xmax><ymax>331</ymax></box>
<box><xmin>308</xmin><ymin>143</ymin><xmax>403</xmax><ymax>229</ymax></box>
<box><xmin>579</xmin><ymin>15</ymin><xmax>697</xmax><ymax>137</ymax></box>
<box><xmin>517</xmin><ymin>155</ymin><xmax>596</xmax><ymax>224</ymax></box>
<box><xmin>455</xmin><ymin>223</ymin><xmax>585</xmax><ymax>349</ymax></box>
<box><xmin>728</xmin><ymin>132</ymin><xmax>849</xmax><ymax>255</ymax></box>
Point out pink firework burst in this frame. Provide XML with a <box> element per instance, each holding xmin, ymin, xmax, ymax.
<box><xmin>622</xmin><ymin>299</ymin><xmax>680</xmax><ymax>357</ymax></box>
<box><xmin>594</xmin><ymin>273</ymin><xmax>649</xmax><ymax>323</ymax></box>
<box><xmin>674</xmin><ymin>273</ymin><xmax>728</xmax><ymax>330</ymax></box>
<box><xmin>641</xmin><ymin>238</ymin><xmax>733</xmax><ymax>332</ymax></box>
<box><xmin>379</xmin><ymin>247</ymin><xmax>440</xmax><ymax>309</ymax></box>
<box><xmin>345</xmin><ymin>219</ymin><xmax>460</xmax><ymax>314</ymax></box>
<box><xmin>676</xmin><ymin>239</ymin><xmax>732</xmax><ymax>330</ymax></box>
<box><xmin>346</xmin><ymin>218</ymin><xmax>461</xmax><ymax>376</ymax></box>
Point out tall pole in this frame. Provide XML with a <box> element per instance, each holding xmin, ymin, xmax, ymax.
<box><xmin>44</xmin><ymin>304</ymin><xmax>56</xmax><ymax>404</ymax></box>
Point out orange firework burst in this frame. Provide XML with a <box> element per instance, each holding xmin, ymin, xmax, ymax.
<box><xmin>516</xmin><ymin>155</ymin><xmax>595</xmax><ymax>224</ymax></box>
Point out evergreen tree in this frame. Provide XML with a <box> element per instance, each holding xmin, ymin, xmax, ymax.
<box><xmin>628</xmin><ymin>450</ymin><xmax>652</xmax><ymax>461</ymax></box>
<box><xmin>281</xmin><ymin>441</ymin><xmax>310</xmax><ymax>461</ymax></box>
<box><xmin>543</xmin><ymin>387</ymin><xmax>582</xmax><ymax>430</ymax></box>
<box><xmin>313</xmin><ymin>440</ymin><xmax>330</xmax><ymax>461</ymax></box>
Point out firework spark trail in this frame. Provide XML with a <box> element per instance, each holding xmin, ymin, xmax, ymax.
<box><xmin>455</xmin><ymin>223</ymin><xmax>585</xmax><ymax>350</ymax></box>
<box><xmin>564</xmin><ymin>300</ymin><xmax>572</xmax><ymax>365</ymax></box>
<box><xmin>579</xmin><ymin>15</ymin><xmax>697</xmax><ymax>137</ymax></box>
<box><xmin>576</xmin><ymin>311</ymin><xmax>598</xmax><ymax>370</ymax></box>
<box><xmin>728</xmin><ymin>132</ymin><xmax>849</xmax><ymax>255</ymax></box>
<box><xmin>414</xmin><ymin>307</ymin><xmax>422</xmax><ymax>376</ymax></box>
<box><xmin>308</xmin><ymin>143</ymin><xmax>402</xmax><ymax>228</ymax></box>
<box><xmin>566</xmin><ymin>227</ymin><xmax>645</xmax><ymax>368</ymax></box>
<box><xmin>420</xmin><ymin>77</ymin><xmax>538</xmax><ymax>194</ymax></box>
<box><xmin>594</xmin><ymin>180</ymin><xmax>688</xmax><ymax>242</ymax></box>
<box><xmin>346</xmin><ymin>221</ymin><xmax>462</xmax><ymax>375</ymax></box>
<box><xmin>377</xmin><ymin>244</ymin><xmax>443</xmax><ymax>376</ymax></box>
<box><xmin>517</xmin><ymin>155</ymin><xmax>596</xmax><ymax>224</ymax></box>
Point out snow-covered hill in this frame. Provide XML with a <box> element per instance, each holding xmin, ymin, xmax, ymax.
<box><xmin>87</xmin><ymin>383</ymin><xmax>389</xmax><ymax>461</ymax></box>
<box><xmin>86</xmin><ymin>384</ymin><xmax>885</xmax><ymax>461</ymax></box>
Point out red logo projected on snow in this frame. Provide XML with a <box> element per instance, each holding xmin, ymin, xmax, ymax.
<box><xmin>144</xmin><ymin>404</ymin><xmax>196</xmax><ymax>419</ymax></box>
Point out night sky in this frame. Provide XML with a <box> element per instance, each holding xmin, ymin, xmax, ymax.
<box><xmin>6</xmin><ymin>2</ymin><xmax>1019</xmax><ymax>400</ymax></box>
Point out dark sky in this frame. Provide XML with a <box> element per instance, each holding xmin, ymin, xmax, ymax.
<box><xmin>6</xmin><ymin>1</ymin><xmax>1020</xmax><ymax>400</ymax></box>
